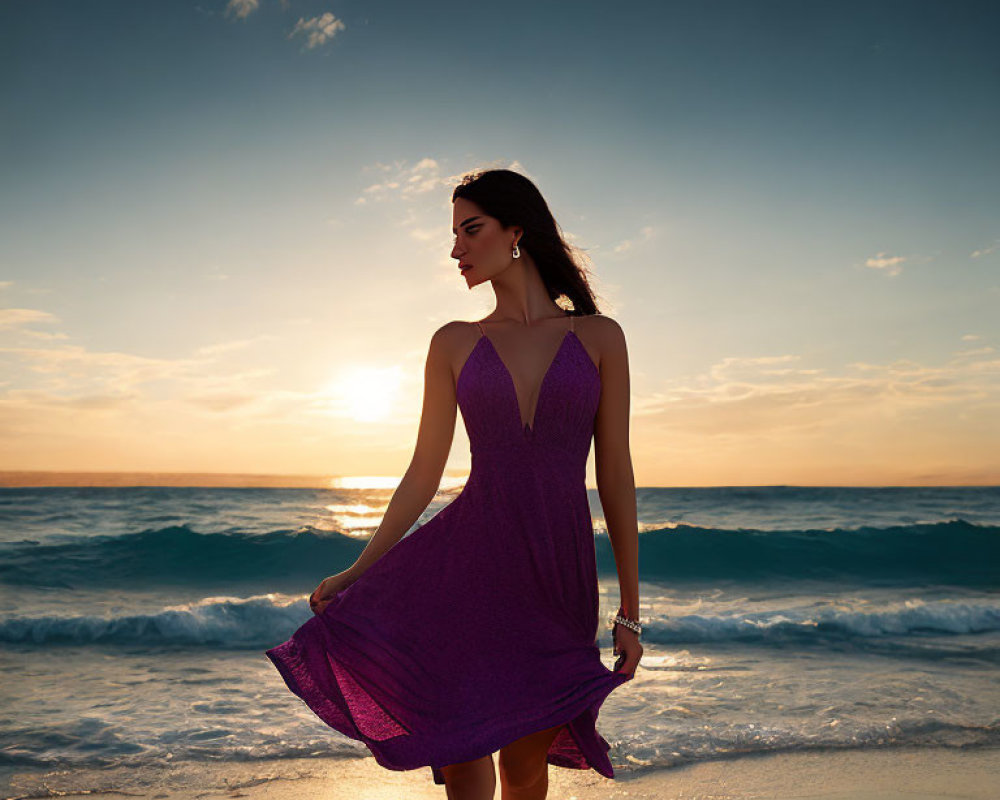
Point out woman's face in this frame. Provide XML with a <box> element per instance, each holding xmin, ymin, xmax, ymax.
<box><xmin>451</xmin><ymin>197</ymin><xmax>520</xmax><ymax>286</ymax></box>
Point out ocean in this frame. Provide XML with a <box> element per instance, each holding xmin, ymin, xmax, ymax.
<box><xmin>1</xmin><ymin>484</ymin><xmax>998</xmax><ymax>795</ymax></box>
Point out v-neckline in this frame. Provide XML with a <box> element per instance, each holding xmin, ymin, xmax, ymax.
<box><xmin>478</xmin><ymin>327</ymin><xmax>574</xmax><ymax>436</ymax></box>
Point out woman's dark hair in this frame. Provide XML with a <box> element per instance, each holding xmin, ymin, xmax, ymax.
<box><xmin>451</xmin><ymin>168</ymin><xmax>601</xmax><ymax>315</ymax></box>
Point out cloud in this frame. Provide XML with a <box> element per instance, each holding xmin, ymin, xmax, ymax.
<box><xmin>2</xmin><ymin>389</ymin><xmax>138</xmax><ymax>411</ymax></box>
<box><xmin>0</xmin><ymin>334</ymin><xmax>287</xmax><ymax>464</ymax></box>
<box><xmin>225</xmin><ymin>0</ymin><xmax>260</xmax><ymax>20</ymax></box>
<box><xmin>288</xmin><ymin>12</ymin><xmax>346</xmax><ymax>50</ymax></box>
<box><xmin>355</xmin><ymin>158</ymin><xmax>459</xmax><ymax>205</ymax></box>
<box><xmin>0</xmin><ymin>308</ymin><xmax>59</xmax><ymax>331</ymax></box>
<box><xmin>864</xmin><ymin>252</ymin><xmax>906</xmax><ymax>276</ymax></box>
<box><xmin>971</xmin><ymin>241</ymin><xmax>998</xmax><ymax>258</ymax></box>
<box><xmin>185</xmin><ymin>391</ymin><xmax>262</xmax><ymax>413</ymax></box>
<box><xmin>355</xmin><ymin>158</ymin><xmax>530</xmax><ymax>206</ymax></box>
<box><xmin>18</xmin><ymin>330</ymin><xmax>71</xmax><ymax>341</ymax></box>
<box><xmin>632</xmin><ymin>348</ymin><xmax>1000</xmax><ymax>440</ymax></box>
<box><xmin>0</xmin><ymin>344</ymin><xmax>206</xmax><ymax>389</ymax></box>
<box><xmin>952</xmin><ymin>346</ymin><xmax>995</xmax><ymax>358</ymax></box>
<box><xmin>613</xmin><ymin>226</ymin><xmax>656</xmax><ymax>254</ymax></box>
<box><xmin>195</xmin><ymin>335</ymin><xmax>278</xmax><ymax>357</ymax></box>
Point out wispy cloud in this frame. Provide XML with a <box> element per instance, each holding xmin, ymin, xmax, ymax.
<box><xmin>17</xmin><ymin>330</ymin><xmax>70</xmax><ymax>342</ymax></box>
<box><xmin>0</xmin><ymin>307</ymin><xmax>69</xmax><ymax>341</ymax></box>
<box><xmin>355</xmin><ymin>158</ymin><xmax>529</xmax><ymax>206</ymax></box>
<box><xmin>0</xmin><ymin>308</ymin><xmax>59</xmax><ymax>331</ymax></box>
<box><xmin>195</xmin><ymin>335</ymin><xmax>278</xmax><ymax>357</ymax></box>
<box><xmin>613</xmin><ymin>226</ymin><xmax>656</xmax><ymax>254</ymax></box>
<box><xmin>632</xmin><ymin>348</ymin><xmax>1000</xmax><ymax>439</ymax></box>
<box><xmin>0</xmin><ymin>344</ymin><xmax>206</xmax><ymax>388</ymax></box>
<box><xmin>225</xmin><ymin>0</ymin><xmax>260</xmax><ymax>21</ymax></box>
<box><xmin>288</xmin><ymin>12</ymin><xmax>346</xmax><ymax>50</ymax></box>
<box><xmin>864</xmin><ymin>252</ymin><xmax>906</xmax><ymax>276</ymax></box>
<box><xmin>356</xmin><ymin>158</ymin><xmax>458</xmax><ymax>205</ymax></box>
<box><xmin>971</xmin><ymin>240</ymin><xmax>998</xmax><ymax>258</ymax></box>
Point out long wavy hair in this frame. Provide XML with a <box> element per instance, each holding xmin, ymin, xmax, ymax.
<box><xmin>451</xmin><ymin>168</ymin><xmax>601</xmax><ymax>315</ymax></box>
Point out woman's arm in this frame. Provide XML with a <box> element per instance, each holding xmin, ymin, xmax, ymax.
<box><xmin>592</xmin><ymin>316</ymin><xmax>639</xmax><ymax>621</ymax></box>
<box><xmin>346</xmin><ymin>323</ymin><xmax>462</xmax><ymax>581</ymax></box>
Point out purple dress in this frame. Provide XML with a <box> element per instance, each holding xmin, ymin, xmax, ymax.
<box><xmin>264</xmin><ymin>313</ymin><xmax>631</xmax><ymax>785</ymax></box>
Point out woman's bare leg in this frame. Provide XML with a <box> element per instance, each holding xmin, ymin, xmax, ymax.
<box><xmin>497</xmin><ymin>723</ymin><xmax>565</xmax><ymax>800</ymax></box>
<box><xmin>439</xmin><ymin>753</ymin><xmax>496</xmax><ymax>800</ymax></box>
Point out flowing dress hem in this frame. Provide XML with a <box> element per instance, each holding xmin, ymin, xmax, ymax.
<box><xmin>264</xmin><ymin>636</ymin><xmax>629</xmax><ymax>786</ymax></box>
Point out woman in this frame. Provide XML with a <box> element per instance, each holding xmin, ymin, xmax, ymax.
<box><xmin>265</xmin><ymin>168</ymin><xmax>642</xmax><ymax>800</ymax></box>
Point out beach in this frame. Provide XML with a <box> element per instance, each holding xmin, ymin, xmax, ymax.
<box><xmin>4</xmin><ymin>746</ymin><xmax>999</xmax><ymax>799</ymax></box>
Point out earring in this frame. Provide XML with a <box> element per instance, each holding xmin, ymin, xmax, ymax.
<box><xmin>512</xmin><ymin>243</ymin><xmax>521</xmax><ymax>259</ymax></box>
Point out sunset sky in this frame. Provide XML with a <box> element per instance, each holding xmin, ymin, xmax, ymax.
<box><xmin>1</xmin><ymin>0</ymin><xmax>997</xmax><ymax>487</ymax></box>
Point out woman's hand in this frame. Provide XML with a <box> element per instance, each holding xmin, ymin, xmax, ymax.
<box><xmin>612</xmin><ymin>618</ymin><xmax>643</xmax><ymax>679</ymax></box>
<box><xmin>309</xmin><ymin>570</ymin><xmax>357</xmax><ymax>615</ymax></box>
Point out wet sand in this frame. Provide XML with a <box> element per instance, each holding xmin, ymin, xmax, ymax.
<box><xmin>3</xmin><ymin>746</ymin><xmax>998</xmax><ymax>799</ymax></box>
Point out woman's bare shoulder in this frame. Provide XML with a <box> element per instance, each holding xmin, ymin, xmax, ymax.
<box><xmin>574</xmin><ymin>313</ymin><xmax>625</xmax><ymax>372</ymax></box>
<box><xmin>430</xmin><ymin>320</ymin><xmax>479</xmax><ymax>345</ymax></box>
<box><xmin>428</xmin><ymin>321</ymin><xmax>482</xmax><ymax>377</ymax></box>
<box><xmin>580</xmin><ymin>312</ymin><xmax>626</xmax><ymax>345</ymax></box>
<box><xmin>581</xmin><ymin>312</ymin><xmax>622</xmax><ymax>329</ymax></box>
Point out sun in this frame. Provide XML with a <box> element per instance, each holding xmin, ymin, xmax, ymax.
<box><xmin>321</xmin><ymin>364</ymin><xmax>403</xmax><ymax>423</ymax></box>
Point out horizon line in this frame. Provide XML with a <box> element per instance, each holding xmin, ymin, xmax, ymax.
<box><xmin>0</xmin><ymin>470</ymin><xmax>996</xmax><ymax>490</ymax></box>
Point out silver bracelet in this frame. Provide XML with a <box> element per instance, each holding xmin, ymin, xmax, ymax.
<box><xmin>608</xmin><ymin>612</ymin><xmax>642</xmax><ymax>636</ymax></box>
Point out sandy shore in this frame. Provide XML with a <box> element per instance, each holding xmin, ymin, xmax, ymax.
<box><xmin>3</xmin><ymin>746</ymin><xmax>998</xmax><ymax>800</ymax></box>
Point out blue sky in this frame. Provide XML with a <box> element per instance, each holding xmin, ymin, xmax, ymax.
<box><xmin>1</xmin><ymin>0</ymin><xmax>997</xmax><ymax>486</ymax></box>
